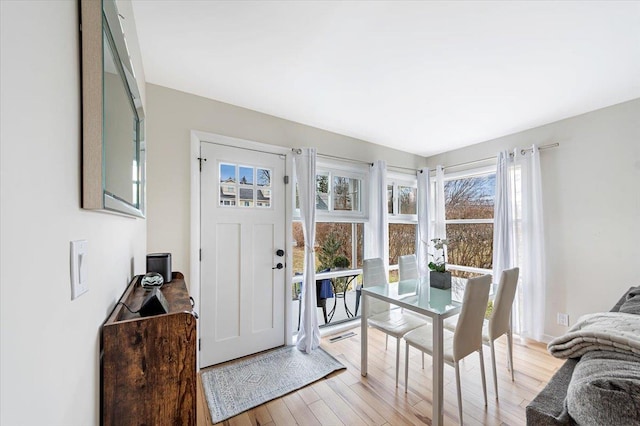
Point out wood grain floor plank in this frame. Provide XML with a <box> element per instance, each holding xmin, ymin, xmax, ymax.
<box><xmin>265</xmin><ymin>399</ymin><xmax>297</xmax><ymax>425</ymax></box>
<box><xmin>199</xmin><ymin>325</ymin><xmax>561</xmax><ymax>426</ymax></box>
<box><xmin>282</xmin><ymin>392</ymin><xmax>322</xmax><ymax>426</ymax></box>
<box><xmin>308</xmin><ymin>399</ymin><xmax>345</xmax><ymax>426</ymax></box>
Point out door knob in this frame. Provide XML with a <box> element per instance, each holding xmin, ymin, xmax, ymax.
<box><xmin>276</xmin><ymin>249</ymin><xmax>285</xmax><ymax>257</ymax></box>
<box><xmin>272</xmin><ymin>263</ymin><xmax>284</xmax><ymax>270</ymax></box>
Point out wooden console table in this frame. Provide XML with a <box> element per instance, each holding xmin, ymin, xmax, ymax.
<box><xmin>101</xmin><ymin>272</ymin><xmax>197</xmax><ymax>426</ymax></box>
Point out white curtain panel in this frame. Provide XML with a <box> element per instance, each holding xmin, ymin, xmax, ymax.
<box><xmin>433</xmin><ymin>165</ymin><xmax>447</xmax><ymax>260</ymax></box>
<box><xmin>514</xmin><ymin>145</ymin><xmax>546</xmax><ymax>341</ymax></box>
<box><xmin>493</xmin><ymin>146</ymin><xmax>547</xmax><ymax>341</ymax></box>
<box><xmin>492</xmin><ymin>150</ymin><xmax>516</xmax><ymax>279</ymax></box>
<box><xmin>416</xmin><ymin>168</ymin><xmax>432</xmax><ymax>277</ymax></box>
<box><xmin>365</xmin><ymin>160</ymin><xmax>389</xmax><ymax>272</ymax></box>
<box><xmin>294</xmin><ymin>148</ymin><xmax>320</xmax><ymax>353</ymax></box>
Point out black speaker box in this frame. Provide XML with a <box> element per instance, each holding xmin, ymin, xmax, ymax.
<box><xmin>139</xmin><ymin>288</ymin><xmax>169</xmax><ymax>317</ymax></box>
<box><xmin>146</xmin><ymin>253</ymin><xmax>172</xmax><ymax>284</ymax></box>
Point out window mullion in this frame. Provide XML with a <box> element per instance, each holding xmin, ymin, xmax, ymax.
<box><xmin>445</xmin><ymin>218</ymin><xmax>494</xmax><ymax>225</ymax></box>
<box><xmin>393</xmin><ymin>183</ymin><xmax>399</xmax><ymax>215</ymax></box>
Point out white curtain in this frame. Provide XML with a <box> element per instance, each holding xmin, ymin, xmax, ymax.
<box><xmin>492</xmin><ymin>150</ymin><xmax>516</xmax><ymax>279</ymax></box>
<box><xmin>365</xmin><ymin>160</ymin><xmax>389</xmax><ymax>271</ymax></box>
<box><xmin>493</xmin><ymin>146</ymin><xmax>546</xmax><ymax>341</ymax></box>
<box><xmin>416</xmin><ymin>168</ymin><xmax>431</xmax><ymax>277</ymax></box>
<box><xmin>515</xmin><ymin>145</ymin><xmax>546</xmax><ymax>341</ymax></box>
<box><xmin>432</xmin><ymin>165</ymin><xmax>447</xmax><ymax>260</ymax></box>
<box><xmin>294</xmin><ymin>148</ymin><xmax>320</xmax><ymax>353</ymax></box>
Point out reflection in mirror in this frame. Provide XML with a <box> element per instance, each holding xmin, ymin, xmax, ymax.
<box><xmin>81</xmin><ymin>0</ymin><xmax>145</xmax><ymax>217</ymax></box>
<box><xmin>103</xmin><ymin>34</ymin><xmax>137</xmax><ymax>205</ymax></box>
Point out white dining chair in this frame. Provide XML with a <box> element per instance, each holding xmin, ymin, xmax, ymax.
<box><xmin>398</xmin><ymin>254</ymin><xmax>419</xmax><ymax>281</ymax></box>
<box><xmin>404</xmin><ymin>273</ymin><xmax>492</xmax><ymax>425</ymax></box>
<box><xmin>398</xmin><ymin>253</ymin><xmax>430</xmax><ymax>368</ymax></box>
<box><xmin>364</xmin><ymin>258</ymin><xmax>427</xmax><ymax>388</ymax></box>
<box><xmin>444</xmin><ymin>267</ymin><xmax>520</xmax><ymax>400</ymax></box>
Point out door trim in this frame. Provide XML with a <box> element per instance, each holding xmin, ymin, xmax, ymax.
<box><xmin>190</xmin><ymin>130</ymin><xmax>294</xmax><ymax>369</ymax></box>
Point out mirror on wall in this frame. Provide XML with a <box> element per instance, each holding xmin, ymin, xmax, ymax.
<box><xmin>81</xmin><ymin>0</ymin><xmax>145</xmax><ymax>217</ymax></box>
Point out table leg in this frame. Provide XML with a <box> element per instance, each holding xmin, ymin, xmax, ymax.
<box><xmin>432</xmin><ymin>316</ymin><xmax>444</xmax><ymax>426</ymax></box>
<box><xmin>361</xmin><ymin>292</ymin><xmax>368</xmax><ymax>377</ymax></box>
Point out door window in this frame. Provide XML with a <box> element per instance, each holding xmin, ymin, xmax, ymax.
<box><xmin>219</xmin><ymin>162</ymin><xmax>272</xmax><ymax>208</ymax></box>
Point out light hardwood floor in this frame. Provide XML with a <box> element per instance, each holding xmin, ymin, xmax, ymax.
<box><xmin>197</xmin><ymin>326</ymin><xmax>563</xmax><ymax>426</ymax></box>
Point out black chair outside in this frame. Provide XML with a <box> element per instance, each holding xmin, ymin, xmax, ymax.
<box><xmin>296</xmin><ymin>270</ymin><xmax>333</xmax><ymax>330</ymax></box>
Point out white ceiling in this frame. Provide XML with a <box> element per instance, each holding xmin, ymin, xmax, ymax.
<box><xmin>131</xmin><ymin>1</ymin><xmax>640</xmax><ymax>157</ymax></box>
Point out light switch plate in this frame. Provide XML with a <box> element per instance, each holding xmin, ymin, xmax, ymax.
<box><xmin>70</xmin><ymin>240</ymin><xmax>88</xmax><ymax>300</ymax></box>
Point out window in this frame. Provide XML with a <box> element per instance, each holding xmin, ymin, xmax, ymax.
<box><xmin>219</xmin><ymin>163</ymin><xmax>271</xmax><ymax>208</ymax></box>
<box><xmin>387</xmin><ymin>184</ymin><xmax>417</xmax><ymax>216</ymax></box>
<box><xmin>443</xmin><ymin>168</ymin><xmax>495</xmax><ymax>278</ymax></box>
<box><xmin>291</xmin><ymin>222</ymin><xmax>364</xmax><ymax>275</ymax></box>
<box><xmin>292</xmin><ymin>159</ymin><xmax>368</xmax><ymax>301</ymax></box>
<box><xmin>387</xmin><ymin>173</ymin><xmax>418</xmax><ymax>281</ymax></box>
<box><xmin>333</xmin><ymin>176</ymin><xmax>361</xmax><ymax>212</ymax></box>
<box><xmin>295</xmin><ymin>161</ymin><xmax>367</xmax><ymax>221</ymax></box>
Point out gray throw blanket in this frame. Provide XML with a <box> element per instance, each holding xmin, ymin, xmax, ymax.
<box><xmin>548</xmin><ymin>312</ymin><xmax>640</xmax><ymax>359</ymax></box>
<box><xmin>566</xmin><ymin>350</ymin><xmax>640</xmax><ymax>425</ymax></box>
<box><xmin>620</xmin><ymin>287</ymin><xmax>640</xmax><ymax>315</ymax></box>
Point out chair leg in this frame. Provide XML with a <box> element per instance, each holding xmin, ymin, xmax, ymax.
<box><xmin>455</xmin><ymin>362</ymin><xmax>463</xmax><ymax>425</ymax></box>
<box><xmin>507</xmin><ymin>329</ymin><xmax>515</xmax><ymax>381</ymax></box>
<box><xmin>490</xmin><ymin>340</ymin><xmax>499</xmax><ymax>400</ymax></box>
<box><xmin>395</xmin><ymin>337</ymin><xmax>400</xmax><ymax>388</ymax></box>
<box><xmin>479</xmin><ymin>347</ymin><xmax>488</xmax><ymax>407</ymax></box>
<box><xmin>404</xmin><ymin>341</ymin><xmax>410</xmax><ymax>393</ymax></box>
<box><xmin>385</xmin><ymin>334</ymin><xmax>389</xmax><ymax>350</ymax></box>
<box><xmin>421</xmin><ymin>352</ymin><xmax>424</xmax><ymax>369</ymax></box>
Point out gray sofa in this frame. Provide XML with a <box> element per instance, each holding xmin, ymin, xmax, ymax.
<box><xmin>526</xmin><ymin>287</ymin><xmax>640</xmax><ymax>425</ymax></box>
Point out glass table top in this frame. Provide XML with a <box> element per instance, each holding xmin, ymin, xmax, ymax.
<box><xmin>361</xmin><ymin>278</ymin><xmax>462</xmax><ymax>317</ymax></box>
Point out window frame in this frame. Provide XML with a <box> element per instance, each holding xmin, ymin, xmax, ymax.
<box><xmin>440</xmin><ymin>164</ymin><xmax>496</xmax><ymax>275</ymax></box>
<box><xmin>293</xmin><ymin>159</ymin><xmax>369</xmax><ymax>222</ymax></box>
<box><xmin>291</xmin><ymin>158</ymin><xmax>368</xmax><ymax>284</ymax></box>
<box><xmin>387</xmin><ymin>171</ymin><xmax>418</xmax><ymax>222</ymax></box>
<box><xmin>387</xmin><ymin>171</ymin><xmax>418</xmax><ymax>276</ymax></box>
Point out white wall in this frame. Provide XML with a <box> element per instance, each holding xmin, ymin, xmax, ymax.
<box><xmin>425</xmin><ymin>99</ymin><xmax>640</xmax><ymax>339</ymax></box>
<box><xmin>146</xmin><ymin>83</ymin><xmax>424</xmax><ymax>284</ymax></box>
<box><xmin>0</xmin><ymin>2</ymin><xmax>146</xmax><ymax>425</ymax></box>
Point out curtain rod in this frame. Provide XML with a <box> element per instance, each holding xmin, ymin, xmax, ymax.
<box><xmin>319</xmin><ymin>152</ymin><xmax>374</xmax><ymax>166</ymax></box>
<box><xmin>388</xmin><ymin>164</ymin><xmax>421</xmax><ymax>173</ymax></box>
<box><xmin>292</xmin><ymin>148</ymin><xmax>374</xmax><ymax>166</ymax></box>
<box><xmin>442</xmin><ymin>142</ymin><xmax>559</xmax><ymax>170</ymax></box>
<box><xmin>293</xmin><ymin>142</ymin><xmax>559</xmax><ymax>174</ymax></box>
<box><xmin>293</xmin><ymin>148</ymin><xmax>421</xmax><ymax>172</ymax></box>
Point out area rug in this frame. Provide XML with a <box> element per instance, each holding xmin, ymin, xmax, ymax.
<box><xmin>201</xmin><ymin>345</ymin><xmax>346</xmax><ymax>423</ymax></box>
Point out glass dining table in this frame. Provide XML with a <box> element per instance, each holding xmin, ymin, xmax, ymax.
<box><xmin>360</xmin><ymin>278</ymin><xmax>462</xmax><ymax>426</ymax></box>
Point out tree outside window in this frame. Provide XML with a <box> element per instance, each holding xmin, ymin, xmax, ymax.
<box><xmin>388</xmin><ymin>223</ymin><xmax>416</xmax><ymax>282</ymax></box>
<box><xmin>291</xmin><ymin>222</ymin><xmax>364</xmax><ymax>297</ymax></box>
<box><xmin>399</xmin><ymin>186</ymin><xmax>417</xmax><ymax>215</ymax></box>
<box><xmin>387</xmin><ymin>175</ymin><xmax>418</xmax><ymax>282</ymax></box>
<box><xmin>333</xmin><ymin>176</ymin><xmax>360</xmax><ymax>211</ymax></box>
<box><xmin>444</xmin><ymin>172</ymin><xmax>495</xmax><ymax>278</ymax></box>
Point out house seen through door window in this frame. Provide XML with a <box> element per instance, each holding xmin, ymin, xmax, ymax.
<box><xmin>219</xmin><ymin>162</ymin><xmax>272</xmax><ymax>208</ymax></box>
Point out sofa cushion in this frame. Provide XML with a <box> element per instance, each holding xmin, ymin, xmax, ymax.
<box><xmin>566</xmin><ymin>350</ymin><xmax>640</xmax><ymax>426</ymax></box>
<box><xmin>620</xmin><ymin>286</ymin><xmax>640</xmax><ymax>315</ymax></box>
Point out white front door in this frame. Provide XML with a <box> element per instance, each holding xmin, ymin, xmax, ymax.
<box><xmin>199</xmin><ymin>141</ymin><xmax>287</xmax><ymax>367</ymax></box>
